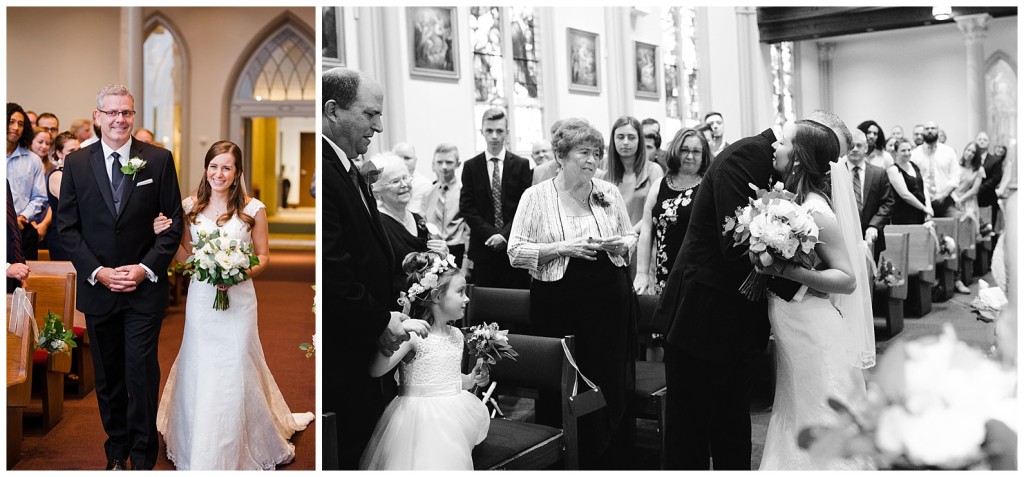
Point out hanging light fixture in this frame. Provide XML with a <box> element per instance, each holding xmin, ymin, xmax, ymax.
<box><xmin>932</xmin><ymin>7</ymin><xmax>953</xmax><ymax>21</ymax></box>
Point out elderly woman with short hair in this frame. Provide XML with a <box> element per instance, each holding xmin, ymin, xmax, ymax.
<box><xmin>508</xmin><ymin>117</ymin><xmax>638</xmax><ymax>469</ymax></box>
<box><xmin>369</xmin><ymin>152</ymin><xmax>448</xmax><ymax>294</ymax></box>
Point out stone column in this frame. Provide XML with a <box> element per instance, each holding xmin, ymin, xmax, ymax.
<box><xmin>122</xmin><ymin>7</ymin><xmax>144</xmax><ymax>117</ymax></box>
<box><xmin>956</xmin><ymin>13</ymin><xmax>991</xmax><ymax>136</ymax></box>
<box><xmin>735</xmin><ymin>7</ymin><xmax>759</xmax><ymax>137</ymax></box>
<box><xmin>817</xmin><ymin>42</ymin><xmax>836</xmax><ymax>112</ymax></box>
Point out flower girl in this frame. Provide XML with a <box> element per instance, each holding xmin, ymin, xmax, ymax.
<box><xmin>359</xmin><ymin>251</ymin><xmax>491</xmax><ymax>470</ymax></box>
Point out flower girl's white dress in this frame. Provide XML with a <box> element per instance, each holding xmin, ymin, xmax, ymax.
<box><xmin>156</xmin><ymin>197</ymin><xmax>314</xmax><ymax>470</ymax></box>
<box><xmin>360</xmin><ymin>326</ymin><xmax>490</xmax><ymax>469</ymax></box>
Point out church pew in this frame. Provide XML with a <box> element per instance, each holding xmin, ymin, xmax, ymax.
<box><xmin>931</xmin><ymin>218</ymin><xmax>958</xmax><ymax>301</ymax></box>
<box><xmin>24</xmin><ymin>273</ymin><xmax>76</xmax><ymax>430</ymax></box>
<box><xmin>7</xmin><ymin>291</ymin><xmax>36</xmax><ymax>469</ymax></box>
<box><xmin>26</xmin><ymin>260</ymin><xmax>93</xmax><ymax>397</ymax></box>
<box><xmin>884</xmin><ymin>225</ymin><xmax>936</xmax><ymax>317</ymax></box>
<box><xmin>873</xmin><ymin>232</ymin><xmax>908</xmax><ymax>339</ymax></box>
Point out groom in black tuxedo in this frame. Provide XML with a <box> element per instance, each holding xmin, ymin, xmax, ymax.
<box><xmin>322</xmin><ymin>67</ymin><xmax>430</xmax><ymax>469</ymax></box>
<box><xmin>652</xmin><ymin>111</ymin><xmax>850</xmax><ymax>469</ymax></box>
<box><xmin>58</xmin><ymin>85</ymin><xmax>182</xmax><ymax>470</ymax></box>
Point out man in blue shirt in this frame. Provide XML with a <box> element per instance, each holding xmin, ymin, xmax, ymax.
<box><xmin>6</xmin><ymin>103</ymin><xmax>48</xmax><ymax>260</ymax></box>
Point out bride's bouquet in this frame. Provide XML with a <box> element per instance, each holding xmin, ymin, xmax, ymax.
<box><xmin>722</xmin><ymin>181</ymin><xmax>821</xmax><ymax>301</ymax></box>
<box><xmin>184</xmin><ymin>229</ymin><xmax>260</xmax><ymax>310</ymax></box>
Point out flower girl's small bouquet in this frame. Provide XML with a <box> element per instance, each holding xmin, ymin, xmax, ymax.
<box><xmin>938</xmin><ymin>234</ymin><xmax>958</xmax><ymax>261</ymax></box>
<box><xmin>37</xmin><ymin>310</ymin><xmax>76</xmax><ymax>354</ymax></box>
<box><xmin>184</xmin><ymin>229</ymin><xmax>260</xmax><ymax>310</ymax></box>
<box><xmin>722</xmin><ymin>182</ymin><xmax>821</xmax><ymax>301</ymax></box>
<box><xmin>875</xmin><ymin>257</ymin><xmax>905</xmax><ymax>288</ymax></box>
<box><xmin>463</xmin><ymin>322</ymin><xmax>518</xmax><ymax>393</ymax></box>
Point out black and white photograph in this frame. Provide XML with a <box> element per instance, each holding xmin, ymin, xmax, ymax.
<box><xmin>6</xmin><ymin>6</ymin><xmax>316</xmax><ymax>470</ymax></box>
<box><xmin>321</xmin><ymin>5</ymin><xmax>1017</xmax><ymax>471</ymax></box>
<box><xmin>408</xmin><ymin>6</ymin><xmax>460</xmax><ymax>80</ymax></box>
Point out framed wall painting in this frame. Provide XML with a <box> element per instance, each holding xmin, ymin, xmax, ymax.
<box><xmin>567</xmin><ymin>28</ymin><xmax>600</xmax><ymax>94</ymax></box>
<box><xmin>634</xmin><ymin>41</ymin><xmax>659</xmax><ymax>99</ymax></box>
<box><xmin>322</xmin><ymin>7</ymin><xmax>345</xmax><ymax>69</ymax></box>
<box><xmin>407</xmin><ymin>6</ymin><xmax>460</xmax><ymax>80</ymax></box>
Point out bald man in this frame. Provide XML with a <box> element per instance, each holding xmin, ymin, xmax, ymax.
<box><xmin>392</xmin><ymin>142</ymin><xmax>432</xmax><ymax>214</ymax></box>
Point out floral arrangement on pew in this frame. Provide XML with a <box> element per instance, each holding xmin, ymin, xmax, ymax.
<box><xmin>37</xmin><ymin>310</ymin><xmax>76</xmax><ymax>354</ymax></box>
<box><xmin>938</xmin><ymin>234</ymin><xmax>958</xmax><ymax>261</ymax></box>
<box><xmin>463</xmin><ymin>322</ymin><xmax>518</xmax><ymax>395</ymax></box>
<box><xmin>874</xmin><ymin>257</ymin><xmax>905</xmax><ymax>288</ymax></box>
<box><xmin>722</xmin><ymin>181</ymin><xmax>821</xmax><ymax>301</ymax></box>
<box><xmin>183</xmin><ymin>229</ymin><xmax>260</xmax><ymax>310</ymax></box>
<box><xmin>798</xmin><ymin>324</ymin><xmax>1018</xmax><ymax>470</ymax></box>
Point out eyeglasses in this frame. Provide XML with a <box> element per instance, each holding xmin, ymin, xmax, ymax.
<box><xmin>679</xmin><ymin>148</ymin><xmax>703</xmax><ymax>157</ymax></box>
<box><xmin>385</xmin><ymin>175</ymin><xmax>412</xmax><ymax>187</ymax></box>
<box><xmin>97</xmin><ymin>109</ymin><xmax>136</xmax><ymax>119</ymax></box>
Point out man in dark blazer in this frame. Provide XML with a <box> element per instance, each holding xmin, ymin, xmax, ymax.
<box><xmin>977</xmin><ymin>132</ymin><xmax>1004</xmax><ymax>234</ymax></box>
<box><xmin>321</xmin><ymin>67</ymin><xmax>429</xmax><ymax>469</ymax></box>
<box><xmin>57</xmin><ymin>85</ymin><xmax>183</xmax><ymax>470</ymax></box>
<box><xmin>846</xmin><ymin>129</ymin><xmax>894</xmax><ymax>262</ymax></box>
<box><xmin>459</xmin><ymin>107</ymin><xmax>532</xmax><ymax>289</ymax></box>
<box><xmin>652</xmin><ymin>111</ymin><xmax>851</xmax><ymax>470</ymax></box>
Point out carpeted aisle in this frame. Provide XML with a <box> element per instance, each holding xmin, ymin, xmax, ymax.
<box><xmin>11</xmin><ymin>249</ymin><xmax>316</xmax><ymax>470</ymax></box>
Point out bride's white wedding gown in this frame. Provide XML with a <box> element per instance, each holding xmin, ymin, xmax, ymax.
<box><xmin>156</xmin><ymin>197</ymin><xmax>314</xmax><ymax>470</ymax></box>
<box><xmin>758</xmin><ymin>194</ymin><xmax>869</xmax><ymax>470</ymax></box>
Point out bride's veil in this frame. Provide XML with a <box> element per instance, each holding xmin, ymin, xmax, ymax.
<box><xmin>830</xmin><ymin>160</ymin><xmax>876</xmax><ymax>369</ymax></box>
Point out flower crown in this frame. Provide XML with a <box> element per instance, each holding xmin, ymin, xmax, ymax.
<box><xmin>399</xmin><ymin>253</ymin><xmax>458</xmax><ymax>307</ymax></box>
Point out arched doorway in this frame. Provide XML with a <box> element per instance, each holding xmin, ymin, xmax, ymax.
<box><xmin>143</xmin><ymin>13</ymin><xmax>189</xmax><ymax>182</ymax></box>
<box><xmin>229</xmin><ymin>15</ymin><xmax>316</xmax><ymax>242</ymax></box>
<box><xmin>985</xmin><ymin>51</ymin><xmax>1017</xmax><ymax>154</ymax></box>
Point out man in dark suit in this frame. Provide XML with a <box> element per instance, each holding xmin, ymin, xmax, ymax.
<box><xmin>652</xmin><ymin>111</ymin><xmax>851</xmax><ymax>469</ymax></box>
<box><xmin>57</xmin><ymin>85</ymin><xmax>183</xmax><ymax>470</ymax></box>
<box><xmin>459</xmin><ymin>107</ymin><xmax>532</xmax><ymax>289</ymax></box>
<box><xmin>321</xmin><ymin>67</ymin><xmax>430</xmax><ymax>469</ymax></box>
<box><xmin>7</xmin><ymin>181</ymin><xmax>30</xmax><ymax>292</ymax></box>
<box><xmin>846</xmin><ymin>129</ymin><xmax>894</xmax><ymax>262</ymax></box>
<box><xmin>976</xmin><ymin>132</ymin><xmax>1004</xmax><ymax>234</ymax></box>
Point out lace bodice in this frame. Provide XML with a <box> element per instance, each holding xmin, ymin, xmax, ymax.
<box><xmin>183</xmin><ymin>196</ymin><xmax>265</xmax><ymax>243</ymax></box>
<box><xmin>399</xmin><ymin>327</ymin><xmax>464</xmax><ymax>387</ymax></box>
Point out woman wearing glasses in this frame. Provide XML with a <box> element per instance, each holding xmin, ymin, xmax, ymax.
<box><xmin>634</xmin><ymin>128</ymin><xmax>710</xmax><ymax>297</ymax></box>
<box><xmin>370</xmin><ymin>152</ymin><xmax>449</xmax><ymax>293</ymax></box>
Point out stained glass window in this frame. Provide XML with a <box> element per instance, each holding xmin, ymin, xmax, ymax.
<box><xmin>471</xmin><ymin>6</ymin><xmax>544</xmax><ymax>153</ymax></box>
<box><xmin>770</xmin><ymin>41</ymin><xmax>795</xmax><ymax>129</ymax></box>
<box><xmin>236</xmin><ymin>26</ymin><xmax>315</xmax><ymax>101</ymax></box>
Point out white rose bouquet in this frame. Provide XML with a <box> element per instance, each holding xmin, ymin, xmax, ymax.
<box><xmin>722</xmin><ymin>181</ymin><xmax>821</xmax><ymax>301</ymax></box>
<box><xmin>184</xmin><ymin>229</ymin><xmax>260</xmax><ymax>310</ymax></box>
<box><xmin>799</xmin><ymin>324</ymin><xmax>1018</xmax><ymax>469</ymax></box>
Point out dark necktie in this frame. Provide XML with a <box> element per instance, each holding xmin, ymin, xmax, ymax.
<box><xmin>111</xmin><ymin>152</ymin><xmax>125</xmax><ymax>213</ymax></box>
<box><xmin>7</xmin><ymin>181</ymin><xmax>24</xmax><ymax>264</ymax></box>
<box><xmin>348</xmin><ymin>162</ymin><xmax>370</xmax><ymax>213</ymax></box>
<box><xmin>490</xmin><ymin>158</ymin><xmax>503</xmax><ymax>229</ymax></box>
<box><xmin>435</xmin><ymin>184</ymin><xmax>448</xmax><ymax>227</ymax></box>
<box><xmin>852</xmin><ymin>165</ymin><xmax>863</xmax><ymax>212</ymax></box>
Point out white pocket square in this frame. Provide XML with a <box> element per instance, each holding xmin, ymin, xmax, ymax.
<box><xmin>136</xmin><ymin>178</ymin><xmax>154</xmax><ymax>186</ymax></box>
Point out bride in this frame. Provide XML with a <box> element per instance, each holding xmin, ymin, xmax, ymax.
<box><xmin>757</xmin><ymin>119</ymin><xmax>875</xmax><ymax>470</ymax></box>
<box><xmin>153</xmin><ymin>140</ymin><xmax>313</xmax><ymax>469</ymax></box>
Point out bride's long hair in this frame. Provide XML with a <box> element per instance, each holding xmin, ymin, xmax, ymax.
<box><xmin>782</xmin><ymin>120</ymin><xmax>839</xmax><ymax>206</ymax></box>
<box><xmin>186</xmin><ymin>140</ymin><xmax>256</xmax><ymax>230</ymax></box>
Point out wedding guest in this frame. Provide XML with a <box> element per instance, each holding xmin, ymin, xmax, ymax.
<box><xmin>938</xmin><ymin>128</ymin><xmax>947</xmax><ymax>144</ymax></box>
<box><xmin>531</xmin><ymin>138</ymin><xmax>553</xmax><ymax>167</ymax></box>
<box><xmin>857</xmin><ymin>119</ymin><xmax>893</xmax><ymax>169</ymax></box>
<box><xmin>845</xmin><ymin>129</ymin><xmax>894</xmax><ymax>262</ymax></box>
<box><xmin>45</xmin><ymin>131</ymin><xmax>79</xmax><ymax>261</ymax></box>
<box><xmin>25</xmin><ymin>110</ymin><xmax>37</xmax><ymax>129</ymax></box>
<box><xmin>911</xmin><ymin>121</ymin><xmax>959</xmax><ymax>217</ymax></box>
<box><xmin>508</xmin><ymin>118</ymin><xmax>638</xmax><ymax>469</ymax></box>
<box><xmin>393</xmin><ymin>142</ymin><xmax>432</xmax><ymax>215</ymax></box>
<box><xmin>912</xmin><ymin>124</ymin><xmax>925</xmax><ymax>146</ymax></box>
<box><xmin>71</xmin><ymin>118</ymin><xmax>94</xmax><ymax>143</ymax></box>
<box><xmin>888</xmin><ymin>137</ymin><xmax>932</xmax><ymax>224</ymax></box>
<box><xmin>599</xmin><ymin>116</ymin><xmax>663</xmax><ymax>233</ymax></box>
<box><xmin>420</xmin><ymin>143</ymin><xmax>468</xmax><ymax>267</ymax></box>
<box><xmin>634</xmin><ymin>127</ymin><xmax>709</xmax><ymax>296</ymax></box>
<box><xmin>7</xmin><ymin>103</ymin><xmax>47</xmax><ymax>260</ymax></box>
<box><xmin>641</xmin><ymin>118</ymin><xmax>667</xmax><ymax>173</ymax></box>
<box><xmin>532</xmin><ymin>121</ymin><xmax>564</xmax><ymax>185</ymax></box>
<box><xmin>884</xmin><ymin>135</ymin><xmax>897</xmax><ymax>156</ymax></box>
<box><xmin>322</xmin><ymin>66</ymin><xmax>430</xmax><ymax>469</ymax></box>
<box><xmin>704</xmin><ymin>112</ymin><xmax>730</xmax><ymax>157</ymax></box>
<box><xmin>36</xmin><ymin>112</ymin><xmax>60</xmax><ymax>147</ymax></box>
<box><xmin>134</xmin><ymin>128</ymin><xmax>156</xmax><ymax>145</ymax></box>
<box><xmin>7</xmin><ymin>181</ymin><xmax>30</xmax><ymax>293</ymax></box>
<box><xmin>979</xmin><ymin>136</ymin><xmax>1005</xmax><ymax>236</ymax></box>
<box><xmin>950</xmin><ymin>141</ymin><xmax>985</xmax><ymax>293</ymax></box>
<box><xmin>371</xmin><ymin>152</ymin><xmax>448</xmax><ymax>294</ymax></box>
<box><xmin>890</xmin><ymin>124</ymin><xmax>904</xmax><ymax>140</ymax></box>
<box><xmin>459</xmin><ymin>107</ymin><xmax>532</xmax><ymax>289</ymax></box>
<box><xmin>30</xmin><ymin>127</ymin><xmax>55</xmax><ymax>253</ymax></box>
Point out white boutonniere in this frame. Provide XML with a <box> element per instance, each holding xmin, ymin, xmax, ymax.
<box><xmin>121</xmin><ymin>156</ymin><xmax>147</xmax><ymax>180</ymax></box>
